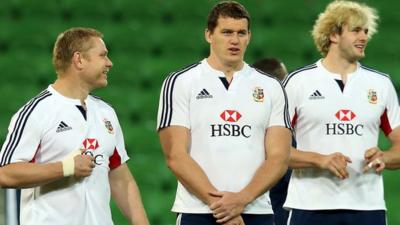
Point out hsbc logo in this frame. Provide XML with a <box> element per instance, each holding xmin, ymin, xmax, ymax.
<box><xmin>211</xmin><ymin>110</ymin><xmax>251</xmax><ymax>138</ymax></box>
<box><xmin>335</xmin><ymin>109</ymin><xmax>356</xmax><ymax>121</ymax></box>
<box><xmin>220</xmin><ymin>110</ymin><xmax>242</xmax><ymax>122</ymax></box>
<box><xmin>82</xmin><ymin>138</ymin><xmax>99</xmax><ymax>150</ymax></box>
<box><xmin>326</xmin><ymin>109</ymin><xmax>363</xmax><ymax>136</ymax></box>
<box><xmin>81</xmin><ymin>138</ymin><xmax>105</xmax><ymax>165</ymax></box>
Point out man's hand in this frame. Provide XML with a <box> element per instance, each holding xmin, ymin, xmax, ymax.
<box><xmin>363</xmin><ymin>147</ymin><xmax>385</xmax><ymax>173</ymax></box>
<box><xmin>221</xmin><ymin>215</ymin><xmax>245</xmax><ymax>225</ymax></box>
<box><xmin>209</xmin><ymin>191</ymin><xmax>247</xmax><ymax>223</ymax></box>
<box><xmin>73</xmin><ymin>153</ymin><xmax>95</xmax><ymax>177</ymax></box>
<box><xmin>317</xmin><ymin>152</ymin><xmax>352</xmax><ymax>179</ymax></box>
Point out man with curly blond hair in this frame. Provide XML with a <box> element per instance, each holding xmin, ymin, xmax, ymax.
<box><xmin>282</xmin><ymin>1</ymin><xmax>400</xmax><ymax>225</ymax></box>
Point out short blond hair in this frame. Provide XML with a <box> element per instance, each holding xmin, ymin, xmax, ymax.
<box><xmin>52</xmin><ymin>27</ymin><xmax>103</xmax><ymax>74</ymax></box>
<box><xmin>312</xmin><ymin>0</ymin><xmax>379</xmax><ymax>57</ymax></box>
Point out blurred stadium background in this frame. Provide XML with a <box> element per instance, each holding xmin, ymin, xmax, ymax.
<box><xmin>0</xmin><ymin>0</ymin><xmax>399</xmax><ymax>225</ymax></box>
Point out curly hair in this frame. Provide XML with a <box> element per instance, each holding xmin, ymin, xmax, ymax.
<box><xmin>312</xmin><ymin>0</ymin><xmax>379</xmax><ymax>57</ymax></box>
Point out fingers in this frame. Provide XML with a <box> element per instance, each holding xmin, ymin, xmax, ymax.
<box><xmin>221</xmin><ymin>215</ymin><xmax>244</xmax><ymax>225</ymax></box>
<box><xmin>214</xmin><ymin>211</ymin><xmax>232</xmax><ymax>223</ymax></box>
<box><xmin>74</xmin><ymin>154</ymin><xmax>95</xmax><ymax>177</ymax></box>
<box><xmin>328</xmin><ymin>163</ymin><xmax>348</xmax><ymax>179</ymax></box>
<box><xmin>213</xmin><ymin>208</ymin><xmax>235</xmax><ymax>222</ymax></box>
<box><xmin>217</xmin><ymin>216</ymin><xmax>232</xmax><ymax>224</ymax></box>
<box><xmin>209</xmin><ymin>191</ymin><xmax>224</xmax><ymax>210</ymax></box>
<box><xmin>325</xmin><ymin>153</ymin><xmax>350</xmax><ymax>179</ymax></box>
<box><xmin>363</xmin><ymin>158</ymin><xmax>385</xmax><ymax>173</ymax></box>
<box><xmin>364</xmin><ymin>148</ymin><xmax>378</xmax><ymax>160</ymax></box>
<box><xmin>363</xmin><ymin>147</ymin><xmax>385</xmax><ymax>173</ymax></box>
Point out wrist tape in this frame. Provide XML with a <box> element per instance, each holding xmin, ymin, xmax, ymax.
<box><xmin>62</xmin><ymin>150</ymin><xmax>82</xmax><ymax>177</ymax></box>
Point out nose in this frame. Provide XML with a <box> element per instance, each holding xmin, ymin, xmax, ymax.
<box><xmin>359</xmin><ymin>29</ymin><xmax>368</xmax><ymax>40</ymax></box>
<box><xmin>106</xmin><ymin>57</ymin><xmax>113</xmax><ymax>67</ymax></box>
<box><xmin>229</xmin><ymin>33</ymin><xmax>240</xmax><ymax>44</ymax></box>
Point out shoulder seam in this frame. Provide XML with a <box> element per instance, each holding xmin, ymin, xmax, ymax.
<box><xmin>282</xmin><ymin>64</ymin><xmax>317</xmax><ymax>87</ymax></box>
<box><xmin>158</xmin><ymin>62</ymin><xmax>200</xmax><ymax>129</ymax></box>
<box><xmin>0</xmin><ymin>90</ymin><xmax>52</xmax><ymax>166</ymax></box>
<box><xmin>360</xmin><ymin>65</ymin><xmax>390</xmax><ymax>79</ymax></box>
<box><xmin>90</xmin><ymin>94</ymin><xmax>113</xmax><ymax>108</ymax></box>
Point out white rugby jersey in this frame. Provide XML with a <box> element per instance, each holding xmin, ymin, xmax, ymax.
<box><xmin>0</xmin><ymin>85</ymin><xmax>129</xmax><ymax>225</ymax></box>
<box><xmin>283</xmin><ymin>60</ymin><xmax>400</xmax><ymax>210</ymax></box>
<box><xmin>157</xmin><ymin>59</ymin><xmax>290</xmax><ymax>214</ymax></box>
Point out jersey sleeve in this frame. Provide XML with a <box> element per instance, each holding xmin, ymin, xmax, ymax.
<box><xmin>283</xmin><ymin>74</ymin><xmax>300</xmax><ymax>128</ymax></box>
<box><xmin>0</xmin><ymin>107</ymin><xmax>42</xmax><ymax>166</ymax></box>
<box><xmin>267</xmin><ymin>80</ymin><xmax>291</xmax><ymax>129</ymax></box>
<box><xmin>109</xmin><ymin>111</ymin><xmax>130</xmax><ymax>170</ymax></box>
<box><xmin>157</xmin><ymin>73</ymin><xmax>190</xmax><ymax>130</ymax></box>
<box><xmin>380</xmin><ymin>80</ymin><xmax>400</xmax><ymax>136</ymax></box>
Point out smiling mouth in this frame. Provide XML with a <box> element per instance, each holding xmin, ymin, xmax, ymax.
<box><xmin>354</xmin><ymin>44</ymin><xmax>365</xmax><ymax>50</ymax></box>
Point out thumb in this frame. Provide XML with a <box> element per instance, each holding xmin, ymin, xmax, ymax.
<box><xmin>345</xmin><ymin>156</ymin><xmax>352</xmax><ymax>163</ymax></box>
<box><xmin>80</xmin><ymin>148</ymin><xmax>86</xmax><ymax>154</ymax></box>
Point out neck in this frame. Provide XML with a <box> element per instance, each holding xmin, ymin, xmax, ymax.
<box><xmin>52</xmin><ymin>73</ymin><xmax>90</xmax><ymax>101</ymax></box>
<box><xmin>322</xmin><ymin>51</ymin><xmax>358</xmax><ymax>83</ymax></box>
<box><xmin>206</xmin><ymin>56</ymin><xmax>244</xmax><ymax>82</ymax></box>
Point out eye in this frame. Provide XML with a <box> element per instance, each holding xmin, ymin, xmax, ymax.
<box><xmin>238</xmin><ymin>30</ymin><xmax>247</xmax><ymax>36</ymax></box>
<box><xmin>222</xmin><ymin>30</ymin><xmax>233</xmax><ymax>35</ymax></box>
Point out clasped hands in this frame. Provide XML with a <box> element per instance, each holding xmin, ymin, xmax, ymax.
<box><xmin>209</xmin><ymin>191</ymin><xmax>248</xmax><ymax>225</ymax></box>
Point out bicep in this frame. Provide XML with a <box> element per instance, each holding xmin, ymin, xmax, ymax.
<box><xmin>264</xmin><ymin>126</ymin><xmax>291</xmax><ymax>159</ymax></box>
<box><xmin>158</xmin><ymin>126</ymin><xmax>190</xmax><ymax>158</ymax></box>
<box><xmin>109</xmin><ymin>163</ymin><xmax>132</xmax><ymax>189</ymax></box>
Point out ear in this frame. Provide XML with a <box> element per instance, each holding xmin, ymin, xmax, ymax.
<box><xmin>71</xmin><ymin>52</ymin><xmax>85</xmax><ymax>70</ymax></box>
<box><xmin>329</xmin><ymin>32</ymin><xmax>339</xmax><ymax>44</ymax></box>
<box><xmin>205</xmin><ymin>28</ymin><xmax>212</xmax><ymax>44</ymax></box>
<box><xmin>247</xmin><ymin>30</ymin><xmax>251</xmax><ymax>44</ymax></box>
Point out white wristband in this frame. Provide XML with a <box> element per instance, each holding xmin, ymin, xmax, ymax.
<box><xmin>61</xmin><ymin>150</ymin><xmax>81</xmax><ymax>177</ymax></box>
<box><xmin>62</xmin><ymin>157</ymin><xmax>75</xmax><ymax>177</ymax></box>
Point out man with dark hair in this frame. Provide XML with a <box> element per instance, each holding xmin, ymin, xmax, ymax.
<box><xmin>252</xmin><ymin>57</ymin><xmax>290</xmax><ymax>225</ymax></box>
<box><xmin>0</xmin><ymin>27</ymin><xmax>149</xmax><ymax>225</ymax></box>
<box><xmin>252</xmin><ymin>58</ymin><xmax>287</xmax><ymax>81</ymax></box>
<box><xmin>157</xmin><ymin>1</ymin><xmax>291</xmax><ymax>225</ymax></box>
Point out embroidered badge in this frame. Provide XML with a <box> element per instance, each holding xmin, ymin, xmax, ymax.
<box><xmin>368</xmin><ymin>89</ymin><xmax>377</xmax><ymax>104</ymax></box>
<box><xmin>103</xmin><ymin>118</ymin><xmax>114</xmax><ymax>134</ymax></box>
<box><xmin>253</xmin><ymin>87</ymin><xmax>264</xmax><ymax>102</ymax></box>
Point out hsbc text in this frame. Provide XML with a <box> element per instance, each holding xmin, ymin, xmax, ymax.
<box><xmin>210</xmin><ymin>124</ymin><xmax>251</xmax><ymax>138</ymax></box>
<box><xmin>84</xmin><ymin>151</ymin><xmax>105</xmax><ymax>165</ymax></box>
<box><xmin>325</xmin><ymin>123</ymin><xmax>364</xmax><ymax>136</ymax></box>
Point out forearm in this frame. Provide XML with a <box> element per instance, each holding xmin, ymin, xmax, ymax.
<box><xmin>383</xmin><ymin>148</ymin><xmax>400</xmax><ymax>169</ymax></box>
<box><xmin>384</xmin><ymin>127</ymin><xmax>400</xmax><ymax>169</ymax></box>
<box><xmin>112</xmin><ymin>176</ymin><xmax>149</xmax><ymax>225</ymax></box>
<box><xmin>0</xmin><ymin>162</ymin><xmax>63</xmax><ymax>188</ymax></box>
<box><xmin>239</xmin><ymin>156</ymin><xmax>288</xmax><ymax>205</ymax></box>
<box><xmin>167</xmin><ymin>154</ymin><xmax>219</xmax><ymax>205</ymax></box>
<box><xmin>289</xmin><ymin>147</ymin><xmax>323</xmax><ymax>168</ymax></box>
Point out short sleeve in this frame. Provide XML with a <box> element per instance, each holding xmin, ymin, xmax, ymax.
<box><xmin>380</xmin><ymin>80</ymin><xmax>400</xmax><ymax>135</ymax></box>
<box><xmin>109</xmin><ymin>111</ymin><xmax>129</xmax><ymax>170</ymax></box>
<box><xmin>267</xmin><ymin>80</ymin><xmax>291</xmax><ymax>129</ymax></box>
<box><xmin>157</xmin><ymin>73</ymin><xmax>190</xmax><ymax>130</ymax></box>
<box><xmin>0</xmin><ymin>107</ymin><xmax>42</xmax><ymax>166</ymax></box>
<box><xmin>283</xmin><ymin>74</ymin><xmax>300</xmax><ymax>128</ymax></box>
